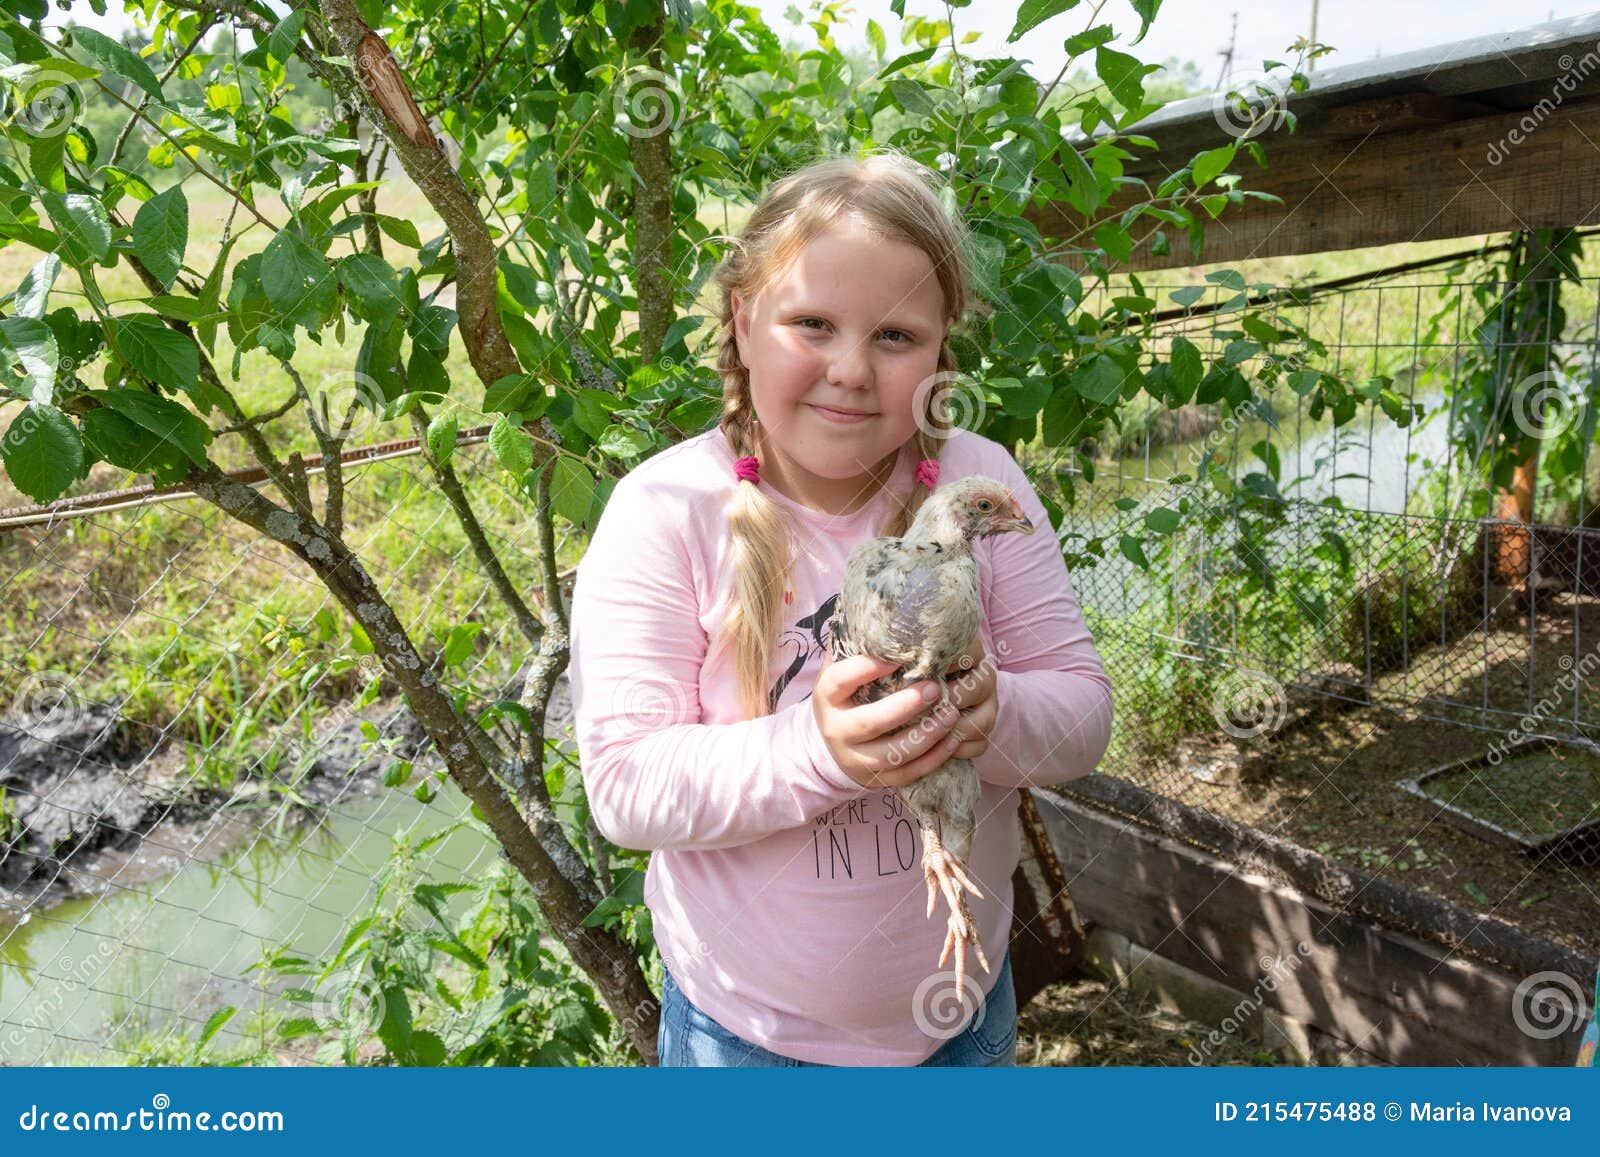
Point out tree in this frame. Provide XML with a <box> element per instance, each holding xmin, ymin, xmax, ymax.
<box><xmin>0</xmin><ymin>0</ymin><xmax>1364</xmax><ymax>1062</ymax></box>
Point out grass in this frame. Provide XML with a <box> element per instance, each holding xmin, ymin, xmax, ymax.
<box><xmin>1421</xmin><ymin>745</ymin><xmax>1600</xmax><ymax>840</ymax></box>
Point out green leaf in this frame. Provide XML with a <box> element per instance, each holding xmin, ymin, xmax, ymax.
<box><xmin>1168</xmin><ymin>285</ymin><xmax>1206</xmax><ymax>307</ymax></box>
<box><xmin>26</xmin><ymin>132</ymin><xmax>64</xmax><ymax>193</ymax></box>
<box><xmin>132</xmin><ymin>185</ymin><xmax>188</xmax><ymax>289</ymax></box>
<box><xmin>488</xmin><ymin>415</ymin><xmax>532</xmax><ymax>474</ymax></box>
<box><xmin>550</xmin><ymin>457</ymin><xmax>594</xmax><ymax>526</ymax></box>
<box><xmin>407</xmin><ymin>344</ymin><xmax>449</xmax><ymax>397</ymax></box>
<box><xmin>483</xmin><ymin>373</ymin><xmax>538</xmax><ymax>414</ymax></box>
<box><xmin>260</xmin><ymin>228</ymin><xmax>335</xmax><ymax>323</ymax></box>
<box><xmin>1118</xmin><ymin>533</ymin><xmax>1150</xmax><ymax>570</ymax></box>
<box><xmin>1</xmin><ymin>402</ymin><xmax>80</xmax><ymax>501</ymax></box>
<box><xmin>1063</xmin><ymin>25</ymin><xmax>1115</xmax><ymax>56</ymax></box>
<box><xmin>337</xmin><ymin>253</ymin><xmax>402</xmax><ymax>321</ymax></box>
<box><xmin>441</xmin><ymin>622</ymin><xmax>482</xmax><ymax>667</ymax></box>
<box><xmin>267</xmin><ymin>10</ymin><xmax>307</xmax><ymax>65</ymax></box>
<box><xmin>70</xmin><ymin>26</ymin><xmax>163</xmax><ymax>101</ymax></box>
<box><xmin>1190</xmin><ymin>143</ymin><xmax>1236</xmax><ymax>189</ymax></box>
<box><xmin>426</xmin><ymin>409</ymin><xmax>458</xmax><ymax>466</ymax></box>
<box><xmin>1069</xmin><ymin>355</ymin><xmax>1126</xmax><ymax>404</ymax></box>
<box><xmin>1129</xmin><ymin>0</ymin><xmax>1162</xmax><ymax>43</ymax></box>
<box><xmin>1169</xmin><ymin>335</ymin><xmax>1203</xmax><ymax>403</ymax></box>
<box><xmin>408</xmin><ymin>305</ymin><xmax>455</xmax><ymax>352</ymax></box>
<box><xmin>1093</xmin><ymin>221</ymin><xmax>1132</xmax><ymax>264</ymax></box>
<box><xmin>42</xmin><ymin>191</ymin><xmax>110</xmax><ymax>263</ymax></box>
<box><xmin>14</xmin><ymin>253</ymin><xmax>60</xmax><ymax>319</ymax></box>
<box><xmin>110</xmin><ymin>316</ymin><xmax>198</xmax><ymax>394</ymax></box>
<box><xmin>1008</xmin><ymin>0</ymin><xmax>1080</xmax><ymax>42</ymax></box>
<box><xmin>96</xmin><ymin>386</ymin><xmax>211</xmax><ymax>465</ymax></box>
<box><xmin>1143</xmin><ymin>506</ymin><xmax>1181</xmax><ymax>534</ymax></box>
<box><xmin>885</xmin><ymin>76</ymin><xmax>934</xmax><ymax>118</ymax></box>
<box><xmin>1095</xmin><ymin>45</ymin><xmax>1154</xmax><ymax>110</ymax></box>
<box><xmin>0</xmin><ymin>316</ymin><xmax>59</xmax><ymax>403</ymax></box>
<box><xmin>597</xmin><ymin>424</ymin><xmax>650</xmax><ymax>460</ymax></box>
<box><xmin>1205</xmin><ymin>268</ymin><xmax>1247</xmax><ymax>291</ymax></box>
<box><xmin>375</xmin><ymin>214</ymin><xmax>421</xmax><ymax>249</ymax></box>
<box><xmin>81</xmin><ymin>406</ymin><xmax>193</xmax><ymax>482</ymax></box>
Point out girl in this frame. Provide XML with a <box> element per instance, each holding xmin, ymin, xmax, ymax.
<box><xmin>568</xmin><ymin>149</ymin><xmax>1114</xmax><ymax>1067</ymax></box>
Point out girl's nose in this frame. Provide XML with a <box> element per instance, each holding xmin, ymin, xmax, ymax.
<box><xmin>826</xmin><ymin>337</ymin><xmax>874</xmax><ymax>389</ymax></box>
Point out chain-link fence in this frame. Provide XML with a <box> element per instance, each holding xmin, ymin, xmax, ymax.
<box><xmin>0</xmin><ymin>439</ymin><xmax>587</xmax><ymax>1064</ymax></box>
<box><xmin>1048</xmin><ymin>266</ymin><xmax>1600</xmax><ymax>963</ymax></box>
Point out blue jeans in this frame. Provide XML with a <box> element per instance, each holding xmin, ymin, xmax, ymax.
<box><xmin>657</xmin><ymin>949</ymin><xmax>1018</xmax><ymax>1067</ymax></box>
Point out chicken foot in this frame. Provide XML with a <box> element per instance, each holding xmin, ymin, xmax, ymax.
<box><xmin>922</xmin><ymin>825</ymin><xmax>990</xmax><ymax>993</ymax></box>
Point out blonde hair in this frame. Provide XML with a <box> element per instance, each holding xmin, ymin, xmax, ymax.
<box><xmin>708</xmin><ymin>148</ymin><xmax>975</xmax><ymax>720</ymax></box>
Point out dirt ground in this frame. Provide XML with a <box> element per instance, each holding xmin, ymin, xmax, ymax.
<box><xmin>1017</xmin><ymin>973</ymin><xmax>1297</xmax><ymax>1066</ymax></box>
<box><xmin>1119</xmin><ymin>595</ymin><xmax>1600</xmax><ymax>962</ymax></box>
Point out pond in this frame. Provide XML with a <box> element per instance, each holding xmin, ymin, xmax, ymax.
<box><xmin>0</xmin><ymin>782</ymin><xmax>491</xmax><ymax>1064</ymax></box>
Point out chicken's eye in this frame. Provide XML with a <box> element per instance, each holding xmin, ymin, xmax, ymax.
<box><xmin>976</xmin><ymin>499</ymin><xmax>993</xmax><ymax>512</ymax></box>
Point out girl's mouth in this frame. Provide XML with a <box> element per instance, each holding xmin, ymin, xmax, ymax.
<box><xmin>807</xmin><ymin>404</ymin><xmax>877</xmax><ymax>425</ymax></box>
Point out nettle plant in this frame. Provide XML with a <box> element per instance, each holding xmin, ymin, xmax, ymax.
<box><xmin>0</xmin><ymin>0</ymin><xmax>1383</xmax><ymax>1061</ymax></box>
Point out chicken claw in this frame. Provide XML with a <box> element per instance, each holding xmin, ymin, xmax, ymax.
<box><xmin>922</xmin><ymin>831</ymin><xmax>989</xmax><ymax>992</ymax></box>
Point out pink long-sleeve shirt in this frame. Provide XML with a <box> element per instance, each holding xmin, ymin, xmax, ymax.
<box><xmin>568</xmin><ymin>425</ymin><xmax>1114</xmax><ymax>1065</ymax></box>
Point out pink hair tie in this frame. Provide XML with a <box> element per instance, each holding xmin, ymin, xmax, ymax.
<box><xmin>914</xmin><ymin>458</ymin><xmax>940</xmax><ymax>489</ymax></box>
<box><xmin>733</xmin><ymin>455</ymin><xmax>760</xmax><ymax>484</ymax></box>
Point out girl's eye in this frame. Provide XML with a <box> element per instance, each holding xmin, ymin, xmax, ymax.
<box><xmin>794</xmin><ymin>318</ymin><xmax>910</xmax><ymax>344</ymax></box>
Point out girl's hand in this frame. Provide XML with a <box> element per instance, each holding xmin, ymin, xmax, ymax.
<box><xmin>812</xmin><ymin>649</ymin><xmax>963</xmax><ymax>790</ymax></box>
<box><xmin>941</xmin><ymin>633</ymin><xmax>998</xmax><ymax>762</ymax></box>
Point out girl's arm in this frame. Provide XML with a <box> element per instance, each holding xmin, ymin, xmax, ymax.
<box><xmin>969</xmin><ymin>452</ymin><xmax>1115</xmax><ymax>789</ymax></box>
<box><xmin>569</xmin><ymin>475</ymin><xmax>863</xmax><ymax>853</ymax></box>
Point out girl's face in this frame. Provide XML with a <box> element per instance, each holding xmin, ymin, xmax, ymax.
<box><xmin>731</xmin><ymin>214</ymin><xmax>949</xmax><ymax>517</ymax></box>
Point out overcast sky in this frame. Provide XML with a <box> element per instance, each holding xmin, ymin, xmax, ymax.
<box><xmin>57</xmin><ymin>0</ymin><xmax>1600</xmax><ymax>89</ymax></box>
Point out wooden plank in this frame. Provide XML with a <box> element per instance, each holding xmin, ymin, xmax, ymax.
<box><xmin>1029</xmin><ymin>788</ymin><xmax>1589</xmax><ymax>1065</ymax></box>
<box><xmin>1026</xmin><ymin>95</ymin><xmax>1600</xmax><ymax>270</ymax></box>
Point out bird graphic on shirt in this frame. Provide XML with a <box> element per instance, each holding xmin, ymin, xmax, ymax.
<box><xmin>829</xmin><ymin>475</ymin><xmax>1034</xmax><ymax>990</ymax></box>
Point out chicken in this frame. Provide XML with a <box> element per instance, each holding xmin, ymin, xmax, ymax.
<box><xmin>829</xmin><ymin>475</ymin><xmax>1034</xmax><ymax>990</ymax></box>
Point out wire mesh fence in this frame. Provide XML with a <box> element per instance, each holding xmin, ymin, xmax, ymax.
<box><xmin>0</xmin><ymin>442</ymin><xmax>578</xmax><ymax>1064</ymax></box>
<box><xmin>1050</xmin><ymin>266</ymin><xmax>1600</xmax><ymax>901</ymax></box>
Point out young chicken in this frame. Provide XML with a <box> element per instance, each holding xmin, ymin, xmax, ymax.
<box><xmin>829</xmin><ymin>475</ymin><xmax>1034</xmax><ymax>990</ymax></box>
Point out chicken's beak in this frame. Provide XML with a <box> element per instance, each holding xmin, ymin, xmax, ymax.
<box><xmin>1002</xmin><ymin>514</ymin><xmax>1035</xmax><ymax>535</ymax></box>
<box><xmin>1002</xmin><ymin>499</ymin><xmax>1034</xmax><ymax>535</ymax></box>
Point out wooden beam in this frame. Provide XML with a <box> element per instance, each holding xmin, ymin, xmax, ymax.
<box><xmin>1028</xmin><ymin>94</ymin><xmax>1600</xmax><ymax>270</ymax></box>
<box><xmin>1032</xmin><ymin>786</ymin><xmax>1591</xmax><ymax>1065</ymax></box>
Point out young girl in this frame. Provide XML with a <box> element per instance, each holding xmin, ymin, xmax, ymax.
<box><xmin>568</xmin><ymin>149</ymin><xmax>1114</xmax><ymax>1067</ymax></box>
